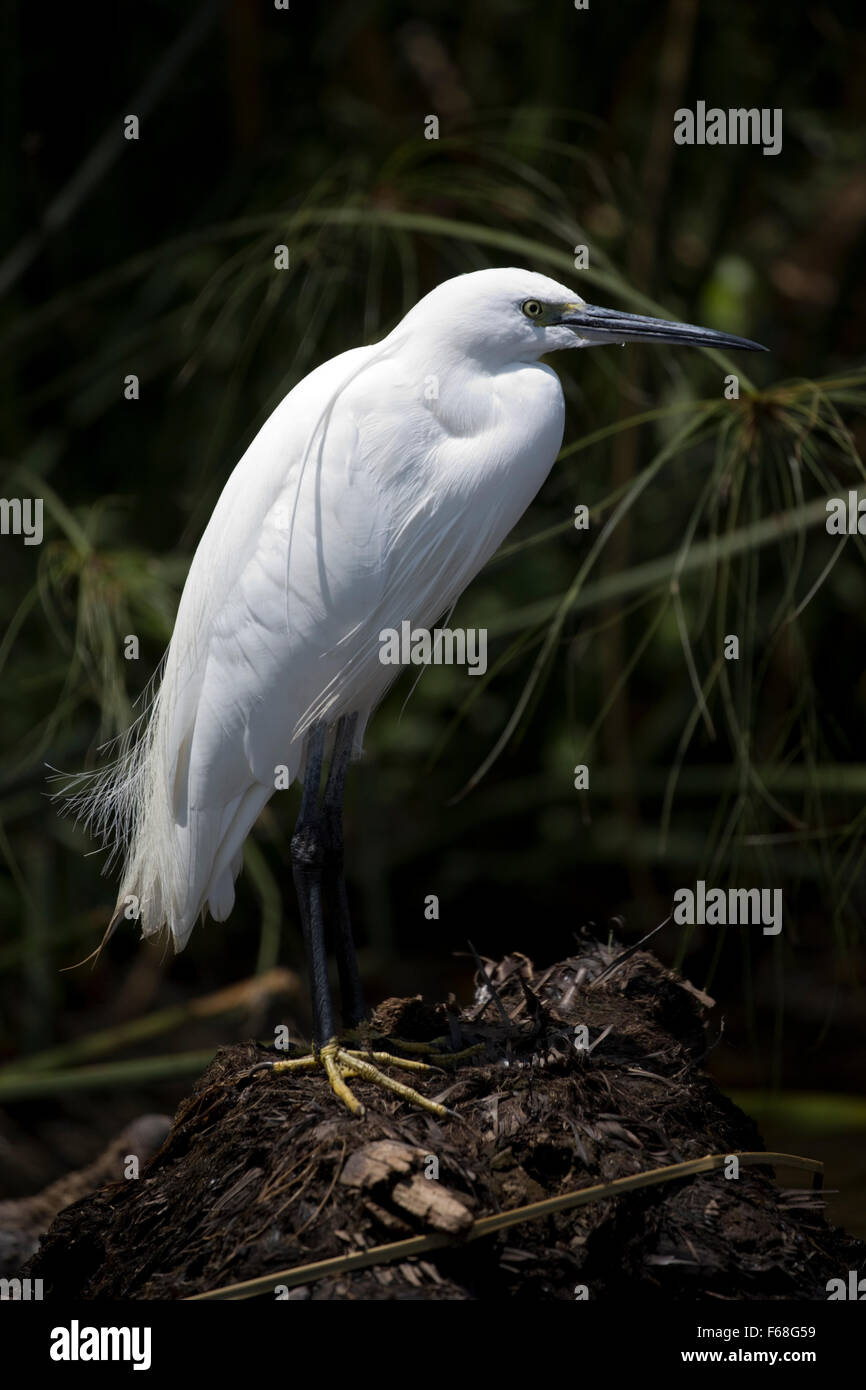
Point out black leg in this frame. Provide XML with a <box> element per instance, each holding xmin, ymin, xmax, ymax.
<box><xmin>291</xmin><ymin>724</ymin><xmax>335</xmax><ymax>1050</ymax></box>
<box><xmin>268</xmin><ymin>717</ymin><xmax>451</xmax><ymax>1116</ymax></box>
<box><xmin>322</xmin><ymin>712</ymin><xmax>366</xmax><ymax>1028</ymax></box>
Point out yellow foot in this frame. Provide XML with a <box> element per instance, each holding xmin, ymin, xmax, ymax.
<box><xmin>267</xmin><ymin>1039</ymin><xmax>451</xmax><ymax>1118</ymax></box>
<box><xmin>343</xmin><ymin>1028</ymin><xmax>485</xmax><ymax>1065</ymax></box>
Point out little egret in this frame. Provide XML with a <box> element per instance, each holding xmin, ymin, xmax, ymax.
<box><xmin>71</xmin><ymin>266</ymin><xmax>766</xmax><ymax>1115</ymax></box>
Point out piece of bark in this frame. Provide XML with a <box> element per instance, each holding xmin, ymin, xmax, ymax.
<box><xmin>391</xmin><ymin>1175</ymin><xmax>474</xmax><ymax>1234</ymax></box>
<box><xmin>339</xmin><ymin>1139</ymin><xmax>421</xmax><ymax>1188</ymax></box>
<box><xmin>339</xmin><ymin>1139</ymin><xmax>473</xmax><ymax>1233</ymax></box>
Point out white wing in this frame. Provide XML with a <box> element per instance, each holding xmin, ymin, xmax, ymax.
<box><xmin>72</xmin><ymin>338</ymin><xmax>563</xmax><ymax>947</ymax></box>
<box><xmin>74</xmin><ymin>344</ymin><xmax>388</xmax><ymax>942</ymax></box>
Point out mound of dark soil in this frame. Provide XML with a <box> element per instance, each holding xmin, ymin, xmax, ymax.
<box><xmin>25</xmin><ymin>939</ymin><xmax>864</xmax><ymax>1300</ymax></box>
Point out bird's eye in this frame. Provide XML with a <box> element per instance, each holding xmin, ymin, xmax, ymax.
<box><xmin>522</xmin><ymin>299</ymin><xmax>544</xmax><ymax>319</ymax></box>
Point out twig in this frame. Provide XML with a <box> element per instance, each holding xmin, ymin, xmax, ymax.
<box><xmin>467</xmin><ymin>940</ymin><xmax>512</xmax><ymax>1028</ymax></box>
<box><xmin>587</xmin><ymin>916</ymin><xmax>672</xmax><ymax>990</ymax></box>
<box><xmin>187</xmin><ymin>1150</ymin><xmax>824</xmax><ymax>1301</ymax></box>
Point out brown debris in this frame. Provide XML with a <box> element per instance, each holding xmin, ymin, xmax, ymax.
<box><xmin>22</xmin><ymin>940</ymin><xmax>866</xmax><ymax>1300</ymax></box>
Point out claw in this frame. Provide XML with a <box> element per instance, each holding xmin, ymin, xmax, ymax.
<box><xmin>266</xmin><ymin>1038</ymin><xmax>449</xmax><ymax>1117</ymax></box>
<box><xmin>342</xmin><ymin>1028</ymin><xmax>485</xmax><ymax>1064</ymax></box>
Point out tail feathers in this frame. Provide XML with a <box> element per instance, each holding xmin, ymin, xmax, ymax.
<box><xmin>60</xmin><ymin>907</ymin><xmax>125</xmax><ymax>972</ymax></box>
<box><xmin>208</xmin><ymin>868</ymin><xmax>236</xmax><ymax>923</ymax></box>
<box><xmin>210</xmin><ymin>849</ymin><xmax>245</xmax><ymax>922</ymax></box>
<box><xmin>114</xmin><ymin>780</ymin><xmax>273</xmax><ymax>951</ymax></box>
<box><xmin>59</xmin><ymin>650</ymin><xmax>306</xmax><ymax>955</ymax></box>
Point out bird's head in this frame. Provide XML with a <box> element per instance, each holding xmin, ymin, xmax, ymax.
<box><xmin>395</xmin><ymin>267</ymin><xmax>767</xmax><ymax>365</ymax></box>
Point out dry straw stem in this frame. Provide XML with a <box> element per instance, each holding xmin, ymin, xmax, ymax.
<box><xmin>188</xmin><ymin>1149</ymin><xmax>823</xmax><ymax>1301</ymax></box>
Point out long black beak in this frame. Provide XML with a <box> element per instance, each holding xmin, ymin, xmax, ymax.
<box><xmin>560</xmin><ymin>303</ymin><xmax>767</xmax><ymax>352</ymax></box>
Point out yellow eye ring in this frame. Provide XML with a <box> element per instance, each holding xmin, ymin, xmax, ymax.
<box><xmin>522</xmin><ymin>299</ymin><xmax>543</xmax><ymax>319</ymax></box>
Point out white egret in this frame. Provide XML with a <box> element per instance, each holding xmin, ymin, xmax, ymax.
<box><xmin>70</xmin><ymin>266</ymin><xmax>765</xmax><ymax>1115</ymax></box>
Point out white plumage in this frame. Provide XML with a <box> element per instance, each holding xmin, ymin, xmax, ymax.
<box><xmin>67</xmin><ymin>266</ymin><xmax>765</xmax><ymax>950</ymax></box>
